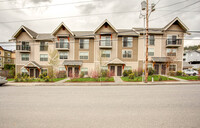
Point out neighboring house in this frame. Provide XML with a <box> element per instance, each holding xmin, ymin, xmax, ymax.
<box><xmin>0</xmin><ymin>46</ymin><xmax>15</xmax><ymax>70</ymax></box>
<box><xmin>183</xmin><ymin>50</ymin><xmax>200</xmax><ymax>69</ymax></box>
<box><xmin>11</xmin><ymin>17</ymin><xmax>188</xmax><ymax>78</ymax></box>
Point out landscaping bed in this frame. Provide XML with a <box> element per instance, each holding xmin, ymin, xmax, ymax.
<box><xmin>121</xmin><ymin>75</ymin><xmax>175</xmax><ymax>82</ymax></box>
<box><xmin>174</xmin><ymin>76</ymin><xmax>200</xmax><ymax>81</ymax></box>
<box><xmin>14</xmin><ymin>77</ymin><xmax>65</xmax><ymax>82</ymax></box>
<box><xmin>66</xmin><ymin>77</ymin><xmax>114</xmax><ymax>82</ymax></box>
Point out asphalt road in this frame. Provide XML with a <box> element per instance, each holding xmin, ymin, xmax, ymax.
<box><xmin>0</xmin><ymin>85</ymin><xmax>200</xmax><ymax>128</ymax></box>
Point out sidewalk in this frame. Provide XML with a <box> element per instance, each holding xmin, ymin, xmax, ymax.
<box><xmin>161</xmin><ymin>75</ymin><xmax>188</xmax><ymax>82</ymax></box>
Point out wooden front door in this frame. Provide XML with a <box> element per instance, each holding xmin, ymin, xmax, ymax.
<box><xmin>154</xmin><ymin>64</ymin><xmax>159</xmax><ymax>74</ymax></box>
<box><xmin>75</xmin><ymin>67</ymin><xmax>79</xmax><ymax>77</ymax></box>
<box><xmin>110</xmin><ymin>66</ymin><xmax>115</xmax><ymax>76</ymax></box>
<box><xmin>68</xmin><ymin>67</ymin><xmax>72</xmax><ymax>77</ymax></box>
<box><xmin>35</xmin><ymin>69</ymin><xmax>39</xmax><ymax>78</ymax></box>
<box><xmin>117</xmin><ymin>66</ymin><xmax>122</xmax><ymax>76</ymax></box>
<box><xmin>161</xmin><ymin>64</ymin><xmax>166</xmax><ymax>75</ymax></box>
<box><xmin>30</xmin><ymin>69</ymin><xmax>34</xmax><ymax>77</ymax></box>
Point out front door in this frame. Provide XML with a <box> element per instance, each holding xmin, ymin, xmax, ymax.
<box><xmin>35</xmin><ymin>69</ymin><xmax>39</xmax><ymax>78</ymax></box>
<box><xmin>75</xmin><ymin>67</ymin><xmax>79</xmax><ymax>77</ymax></box>
<box><xmin>30</xmin><ymin>69</ymin><xmax>34</xmax><ymax>77</ymax></box>
<box><xmin>117</xmin><ymin>66</ymin><xmax>122</xmax><ymax>76</ymax></box>
<box><xmin>110</xmin><ymin>66</ymin><xmax>115</xmax><ymax>76</ymax></box>
<box><xmin>161</xmin><ymin>64</ymin><xmax>166</xmax><ymax>75</ymax></box>
<box><xmin>154</xmin><ymin>64</ymin><xmax>159</xmax><ymax>74</ymax></box>
<box><xmin>68</xmin><ymin>67</ymin><xmax>72</xmax><ymax>77</ymax></box>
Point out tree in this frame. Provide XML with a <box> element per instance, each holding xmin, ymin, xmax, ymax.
<box><xmin>48</xmin><ymin>49</ymin><xmax>59</xmax><ymax>78</ymax></box>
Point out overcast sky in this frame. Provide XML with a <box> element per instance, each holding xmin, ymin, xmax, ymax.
<box><xmin>0</xmin><ymin>0</ymin><xmax>200</xmax><ymax>50</ymax></box>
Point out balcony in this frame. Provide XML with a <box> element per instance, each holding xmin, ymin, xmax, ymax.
<box><xmin>166</xmin><ymin>39</ymin><xmax>182</xmax><ymax>48</ymax></box>
<box><xmin>16</xmin><ymin>45</ymin><xmax>31</xmax><ymax>52</ymax></box>
<box><xmin>40</xmin><ymin>46</ymin><xmax>48</xmax><ymax>51</ymax></box>
<box><xmin>56</xmin><ymin>42</ymin><xmax>70</xmax><ymax>50</ymax></box>
<box><xmin>99</xmin><ymin>40</ymin><xmax>112</xmax><ymax>49</ymax></box>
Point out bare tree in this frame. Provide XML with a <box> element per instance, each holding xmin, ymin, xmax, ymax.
<box><xmin>48</xmin><ymin>49</ymin><xmax>59</xmax><ymax>78</ymax></box>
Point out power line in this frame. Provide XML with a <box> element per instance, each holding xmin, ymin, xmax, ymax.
<box><xmin>150</xmin><ymin>0</ymin><xmax>200</xmax><ymax>21</ymax></box>
<box><xmin>156</xmin><ymin>0</ymin><xmax>189</xmax><ymax>9</ymax></box>
<box><xmin>0</xmin><ymin>0</ymin><xmax>99</xmax><ymax>11</ymax></box>
<box><xmin>0</xmin><ymin>10</ymin><xmax>140</xmax><ymax>24</ymax></box>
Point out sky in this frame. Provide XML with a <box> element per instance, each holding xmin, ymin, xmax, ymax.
<box><xmin>0</xmin><ymin>0</ymin><xmax>200</xmax><ymax>50</ymax></box>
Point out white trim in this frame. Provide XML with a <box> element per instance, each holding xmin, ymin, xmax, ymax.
<box><xmin>169</xmin><ymin>64</ymin><xmax>177</xmax><ymax>72</ymax></box>
<box><xmin>79</xmin><ymin>39</ymin><xmax>89</xmax><ymax>49</ymax></box>
<box><xmin>122</xmin><ymin>49</ymin><xmax>133</xmax><ymax>59</ymax></box>
<box><xmin>164</xmin><ymin>17</ymin><xmax>189</xmax><ymax>31</ymax></box>
<box><xmin>51</xmin><ymin>22</ymin><xmax>74</xmax><ymax>36</ymax></box>
<box><xmin>122</xmin><ymin>37</ymin><xmax>133</xmax><ymax>48</ymax></box>
<box><xmin>24</xmin><ymin>61</ymin><xmax>40</xmax><ymax>69</ymax></box>
<box><xmin>94</xmin><ymin>19</ymin><xmax>118</xmax><ymax>34</ymax></box>
<box><xmin>12</xmin><ymin>25</ymin><xmax>34</xmax><ymax>39</ymax></box>
<box><xmin>79</xmin><ymin>51</ymin><xmax>89</xmax><ymax>60</ymax></box>
<box><xmin>100</xmin><ymin>50</ymin><xmax>111</xmax><ymax>59</ymax></box>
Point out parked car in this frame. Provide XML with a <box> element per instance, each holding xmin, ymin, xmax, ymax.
<box><xmin>183</xmin><ymin>69</ymin><xmax>199</xmax><ymax>76</ymax></box>
<box><xmin>0</xmin><ymin>76</ymin><xmax>7</xmax><ymax>85</ymax></box>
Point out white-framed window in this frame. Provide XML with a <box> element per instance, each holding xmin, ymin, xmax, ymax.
<box><xmin>124</xmin><ymin>66</ymin><xmax>132</xmax><ymax>71</ymax></box>
<box><xmin>59</xmin><ymin>52</ymin><xmax>68</xmax><ymax>59</ymax></box>
<box><xmin>122</xmin><ymin>50</ymin><xmax>132</xmax><ymax>58</ymax></box>
<box><xmin>148</xmin><ymin>35</ymin><xmax>155</xmax><ymax>45</ymax></box>
<box><xmin>59</xmin><ymin>67</ymin><xmax>66</xmax><ymax>71</ymax></box>
<box><xmin>80</xmin><ymin>52</ymin><xmax>89</xmax><ymax>60</ymax></box>
<box><xmin>40</xmin><ymin>54</ymin><xmax>48</xmax><ymax>61</ymax></box>
<box><xmin>148</xmin><ymin>63</ymin><xmax>153</xmax><ymax>69</ymax></box>
<box><xmin>100</xmin><ymin>36</ymin><xmax>111</xmax><ymax>46</ymax></box>
<box><xmin>21</xmin><ymin>53</ymin><xmax>29</xmax><ymax>61</ymax></box>
<box><xmin>59</xmin><ymin>38</ymin><xmax>69</xmax><ymax>48</ymax></box>
<box><xmin>40</xmin><ymin>42</ymin><xmax>48</xmax><ymax>51</ymax></box>
<box><xmin>21</xmin><ymin>67</ymin><xmax>28</xmax><ymax>74</ymax></box>
<box><xmin>0</xmin><ymin>57</ymin><xmax>2</xmax><ymax>61</ymax></box>
<box><xmin>80</xmin><ymin>39</ymin><xmax>89</xmax><ymax>49</ymax></box>
<box><xmin>7</xmin><ymin>52</ymin><xmax>10</xmax><ymax>56</ymax></box>
<box><xmin>169</xmin><ymin>64</ymin><xmax>176</xmax><ymax>72</ymax></box>
<box><xmin>41</xmin><ymin>68</ymin><xmax>48</xmax><ymax>74</ymax></box>
<box><xmin>123</xmin><ymin>37</ymin><xmax>133</xmax><ymax>47</ymax></box>
<box><xmin>167</xmin><ymin>48</ymin><xmax>177</xmax><ymax>56</ymax></box>
<box><xmin>101</xmin><ymin>66</ymin><xmax>108</xmax><ymax>72</ymax></box>
<box><xmin>81</xmin><ymin>68</ymin><xmax>88</xmax><ymax>75</ymax></box>
<box><xmin>148</xmin><ymin>48</ymin><xmax>154</xmax><ymax>56</ymax></box>
<box><xmin>7</xmin><ymin>58</ymin><xmax>11</xmax><ymax>62</ymax></box>
<box><xmin>101</xmin><ymin>50</ymin><xmax>111</xmax><ymax>58</ymax></box>
<box><xmin>167</xmin><ymin>35</ymin><xmax>179</xmax><ymax>45</ymax></box>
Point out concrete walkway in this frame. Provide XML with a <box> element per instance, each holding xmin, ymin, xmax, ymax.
<box><xmin>161</xmin><ymin>75</ymin><xmax>188</xmax><ymax>82</ymax></box>
<box><xmin>114</xmin><ymin>76</ymin><xmax>123</xmax><ymax>83</ymax></box>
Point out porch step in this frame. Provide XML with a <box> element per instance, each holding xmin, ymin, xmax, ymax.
<box><xmin>114</xmin><ymin>76</ymin><xmax>123</xmax><ymax>83</ymax></box>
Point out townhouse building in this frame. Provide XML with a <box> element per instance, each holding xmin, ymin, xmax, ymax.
<box><xmin>0</xmin><ymin>46</ymin><xmax>15</xmax><ymax>70</ymax></box>
<box><xmin>12</xmin><ymin>17</ymin><xmax>188</xmax><ymax>77</ymax></box>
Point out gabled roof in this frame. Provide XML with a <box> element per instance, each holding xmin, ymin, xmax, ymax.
<box><xmin>106</xmin><ymin>58</ymin><xmax>125</xmax><ymax>65</ymax></box>
<box><xmin>117</xmin><ymin>29</ymin><xmax>139</xmax><ymax>36</ymax></box>
<box><xmin>63</xmin><ymin>60</ymin><xmax>83</xmax><ymax>66</ymax></box>
<box><xmin>24</xmin><ymin>61</ymin><xmax>41</xmax><ymax>69</ymax></box>
<box><xmin>152</xmin><ymin>57</ymin><xmax>172</xmax><ymax>62</ymax></box>
<box><xmin>12</xmin><ymin>25</ymin><xmax>38</xmax><ymax>39</ymax></box>
<box><xmin>94</xmin><ymin>19</ymin><xmax>118</xmax><ymax>34</ymax></box>
<box><xmin>163</xmin><ymin>17</ymin><xmax>189</xmax><ymax>31</ymax></box>
<box><xmin>52</xmin><ymin>22</ymin><xmax>74</xmax><ymax>36</ymax></box>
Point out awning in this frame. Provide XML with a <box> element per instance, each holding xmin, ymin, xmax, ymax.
<box><xmin>106</xmin><ymin>58</ymin><xmax>125</xmax><ymax>65</ymax></box>
<box><xmin>24</xmin><ymin>61</ymin><xmax>41</xmax><ymax>69</ymax></box>
<box><xmin>152</xmin><ymin>57</ymin><xmax>172</xmax><ymax>63</ymax></box>
<box><xmin>63</xmin><ymin>60</ymin><xmax>83</xmax><ymax>66</ymax></box>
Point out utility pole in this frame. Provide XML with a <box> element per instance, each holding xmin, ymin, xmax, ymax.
<box><xmin>145</xmin><ymin>0</ymin><xmax>149</xmax><ymax>83</ymax></box>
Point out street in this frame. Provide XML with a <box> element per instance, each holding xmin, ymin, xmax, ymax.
<box><xmin>0</xmin><ymin>85</ymin><xmax>200</xmax><ymax>128</ymax></box>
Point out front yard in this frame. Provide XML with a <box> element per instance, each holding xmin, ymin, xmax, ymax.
<box><xmin>121</xmin><ymin>75</ymin><xmax>175</xmax><ymax>82</ymax></box>
<box><xmin>66</xmin><ymin>77</ymin><xmax>114</xmax><ymax>82</ymax></box>
<box><xmin>174</xmin><ymin>76</ymin><xmax>200</xmax><ymax>81</ymax></box>
<box><xmin>14</xmin><ymin>78</ymin><xmax>66</xmax><ymax>82</ymax></box>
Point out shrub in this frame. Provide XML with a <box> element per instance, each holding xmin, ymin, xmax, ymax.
<box><xmin>39</xmin><ymin>72</ymin><xmax>47</xmax><ymax>79</ymax></box>
<box><xmin>169</xmin><ymin>71</ymin><xmax>176</xmax><ymax>76</ymax></box>
<box><xmin>158</xmin><ymin>75</ymin><xmax>162</xmax><ymax>81</ymax></box>
<box><xmin>101</xmin><ymin>70</ymin><xmax>109</xmax><ymax>77</ymax></box>
<box><xmin>80</xmin><ymin>72</ymin><xmax>85</xmax><ymax>78</ymax></box>
<box><xmin>148</xmin><ymin>68</ymin><xmax>154</xmax><ymax>76</ymax></box>
<box><xmin>44</xmin><ymin>76</ymin><xmax>50</xmax><ymax>82</ymax></box>
<box><xmin>14</xmin><ymin>76</ymin><xmax>19</xmax><ymax>82</ymax></box>
<box><xmin>128</xmin><ymin>73</ymin><xmax>135</xmax><ymax>79</ymax></box>
<box><xmin>123</xmin><ymin>70</ymin><xmax>132</xmax><ymax>77</ymax></box>
<box><xmin>176</xmin><ymin>71</ymin><xmax>183</xmax><ymax>76</ymax></box>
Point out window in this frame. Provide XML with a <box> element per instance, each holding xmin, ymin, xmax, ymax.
<box><xmin>7</xmin><ymin>53</ymin><xmax>10</xmax><ymax>56</ymax></box>
<box><xmin>167</xmin><ymin>35</ymin><xmax>178</xmax><ymax>45</ymax></box>
<box><xmin>59</xmin><ymin>67</ymin><xmax>66</xmax><ymax>71</ymax></box>
<box><xmin>100</xmin><ymin>36</ymin><xmax>111</xmax><ymax>46</ymax></box>
<box><xmin>149</xmin><ymin>35</ymin><xmax>155</xmax><ymax>45</ymax></box>
<box><xmin>0</xmin><ymin>63</ymin><xmax>2</xmax><ymax>67</ymax></box>
<box><xmin>101</xmin><ymin>50</ymin><xmax>111</xmax><ymax>58</ymax></box>
<box><xmin>167</xmin><ymin>49</ymin><xmax>177</xmax><ymax>56</ymax></box>
<box><xmin>41</xmin><ymin>69</ymin><xmax>48</xmax><ymax>74</ymax></box>
<box><xmin>21</xmin><ymin>68</ymin><xmax>28</xmax><ymax>74</ymax></box>
<box><xmin>59</xmin><ymin>52</ymin><xmax>68</xmax><ymax>59</ymax></box>
<box><xmin>7</xmin><ymin>58</ymin><xmax>11</xmax><ymax>62</ymax></box>
<box><xmin>123</xmin><ymin>37</ymin><xmax>133</xmax><ymax>47</ymax></box>
<box><xmin>148</xmin><ymin>48</ymin><xmax>154</xmax><ymax>56</ymax></box>
<box><xmin>21</xmin><ymin>42</ymin><xmax>30</xmax><ymax>50</ymax></box>
<box><xmin>40</xmin><ymin>54</ymin><xmax>48</xmax><ymax>61</ymax></box>
<box><xmin>169</xmin><ymin>65</ymin><xmax>176</xmax><ymax>71</ymax></box>
<box><xmin>101</xmin><ymin>66</ymin><xmax>108</xmax><ymax>72</ymax></box>
<box><xmin>148</xmin><ymin>63</ymin><xmax>153</xmax><ymax>69</ymax></box>
<box><xmin>124</xmin><ymin>66</ymin><xmax>132</xmax><ymax>71</ymax></box>
<box><xmin>0</xmin><ymin>51</ymin><xmax>1</xmax><ymax>55</ymax></box>
<box><xmin>183</xmin><ymin>58</ymin><xmax>186</xmax><ymax>61</ymax></box>
<box><xmin>80</xmin><ymin>52</ymin><xmax>89</xmax><ymax>60</ymax></box>
<box><xmin>122</xmin><ymin>50</ymin><xmax>132</xmax><ymax>58</ymax></box>
<box><xmin>0</xmin><ymin>57</ymin><xmax>2</xmax><ymax>61</ymax></box>
<box><xmin>40</xmin><ymin>42</ymin><xmax>48</xmax><ymax>51</ymax></box>
<box><xmin>21</xmin><ymin>53</ymin><xmax>29</xmax><ymax>61</ymax></box>
<box><xmin>57</xmin><ymin>38</ymin><xmax>69</xmax><ymax>48</ymax></box>
<box><xmin>80</xmin><ymin>39</ymin><xmax>89</xmax><ymax>49</ymax></box>
<box><xmin>81</xmin><ymin>68</ymin><xmax>88</xmax><ymax>75</ymax></box>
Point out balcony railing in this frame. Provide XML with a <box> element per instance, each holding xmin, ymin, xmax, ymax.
<box><xmin>16</xmin><ymin>45</ymin><xmax>31</xmax><ymax>51</ymax></box>
<box><xmin>166</xmin><ymin>39</ymin><xmax>182</xmax><ymax>47</ymax></box>
<box><xmin>40</xmin><ymin>45</ymin><xmax>48</xmax><ymax>51</ymax></box>
<box><xmin>99</xmin><ymin>40</ymin><xmax>112</xmax><ymax>48</ymax></box>
<box><xmin>56</xmin><ymin>42</ymin><xmax>70</xmax><ymax>50</ymax></box>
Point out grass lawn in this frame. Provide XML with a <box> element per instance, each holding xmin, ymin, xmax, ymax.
<box><xmin>121</xmin><ymin>75</ymin><xmax>175</xmax><ymax>82</ymax></box>
<box><xmin>66</xmin><ymin>77</ymin><xmax>114</xmax><ymax>82</ymax></box>
<box><xmin>15</xmin><ymin>78</ymin><xmax>66</xmax><ymax>82</ymax></box>
<box><xmin>174</xmin><ymin>76</ymin><xmax>200</xmax><ymax>81</ymax></box>
<box><xmin>7</xmin><ymin>78</ymin><xmax>14</xmax><ymax>81</ymax></box>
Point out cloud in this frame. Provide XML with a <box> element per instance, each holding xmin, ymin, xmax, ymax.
<box><xmin>78</xmin><ymin>3</ymin><xmax>97</xmax><ymax>14</ymax></box>
<box><xmin>28</xmin><ymin>0</ymin><xmax>52</xmax><ymax>4</ymax></box>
